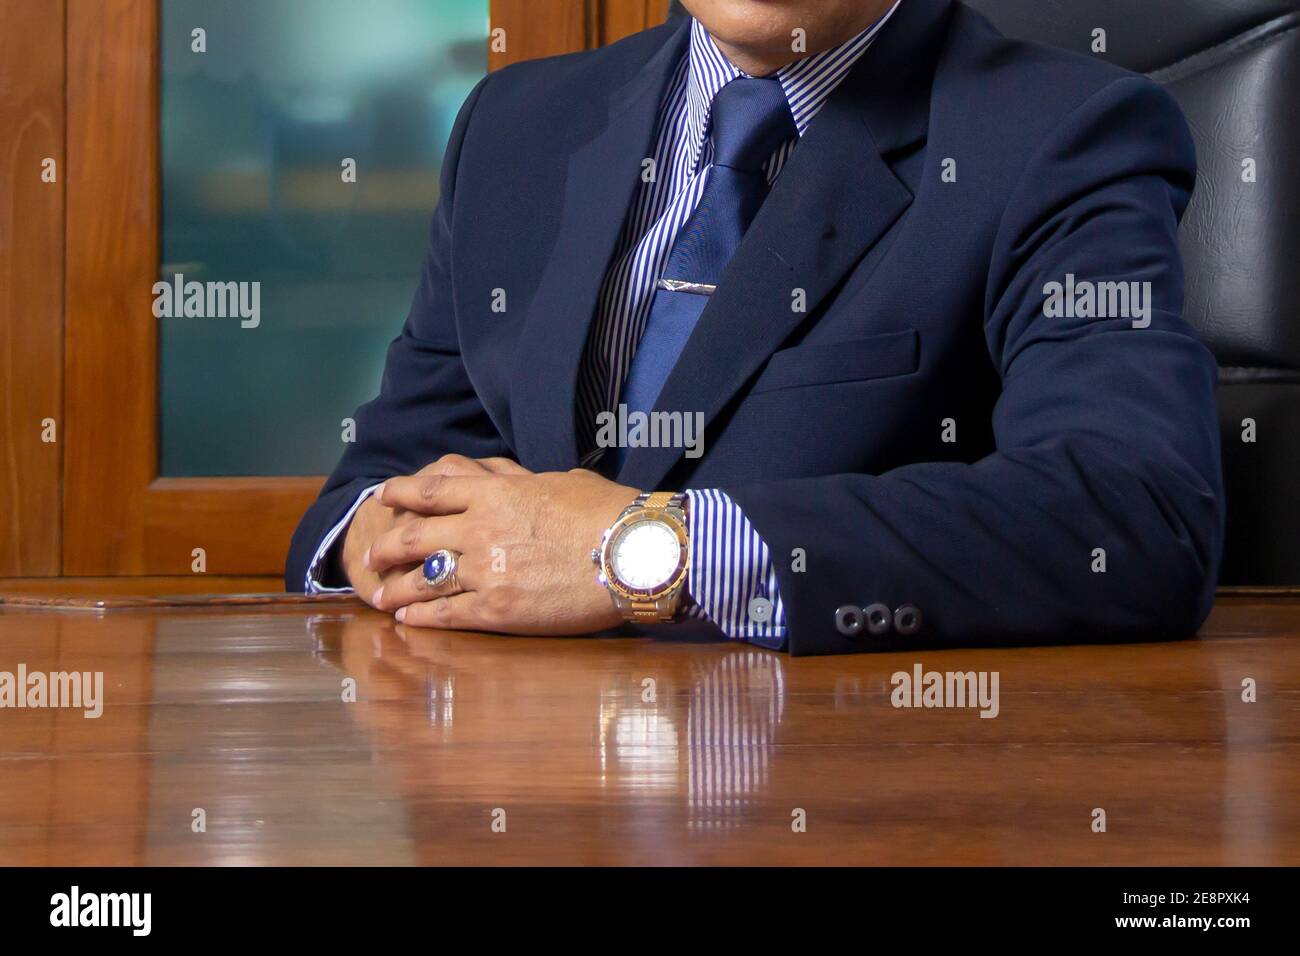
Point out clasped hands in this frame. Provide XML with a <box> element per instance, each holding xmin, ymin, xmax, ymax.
<box><xmin>340</xmin><ymin>455</ymin><xmax>640</xmax><ymax>635</ymax></box>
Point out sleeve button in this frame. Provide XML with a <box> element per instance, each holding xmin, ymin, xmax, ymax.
<box><xmin>864</xmin><ymin>603</ymin><xmax>892</xmax><ymax>635</ymax></box>
<box><xmin>893</xmin><ymin>604</ymin><xmax>922</xmax><ymax>636</ymax></box>
<box><xmin>834</xmin><ymin>605</ymin><xmax>864</xmax><ymax>636</ymax></box>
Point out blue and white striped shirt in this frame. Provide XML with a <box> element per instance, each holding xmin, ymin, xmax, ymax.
<box><xmin>308</xmin><ymin>7</ymin><xmax>901</xmax><ymax>648</ymax></box>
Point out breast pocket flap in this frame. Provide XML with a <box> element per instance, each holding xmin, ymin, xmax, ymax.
<box><xmin>750</xmin><ymin>329</ymin><xmax>920</xmax><ymax>395</ymax></box>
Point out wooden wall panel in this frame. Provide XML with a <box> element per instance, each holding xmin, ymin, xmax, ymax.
<box><xmin>64</xmin><ymin>0</ymin><xmax>157</xmax><ymax>574</ymax></box>
<box><xmin>489</xmin><ymin>0</ymin><xmax>591</xmax><ymax>71</ymax></box>
<box><xmin>0</xmin><ymin>0</ymin><xmax>65</xmax><ymax>576</ymax></box>
<box><xmin>489</xmin><ymin>0</ymin><xmax>671</xmax><ymax>71</ymax></box>
<box><xmin>598</xmin><ymin>0</ymin><xmax>672</xmax><ymax>46</ymax></box>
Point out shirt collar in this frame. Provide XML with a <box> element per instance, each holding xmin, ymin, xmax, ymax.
<box><xmin>684</xmin><ymin>0</ymin><xmax>903</xmax><ymax>171</ymax></box>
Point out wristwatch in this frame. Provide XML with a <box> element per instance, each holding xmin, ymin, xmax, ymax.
<box><xmin>592</xmin><ymin>492</ymin><xmax>690</xmax><ymax>622</ymax></box>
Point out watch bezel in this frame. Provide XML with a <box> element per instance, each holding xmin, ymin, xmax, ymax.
<box><xmin>599</xmin><ymin>509</ymin><xmax>689</xmax><ymax>601</ymax></box>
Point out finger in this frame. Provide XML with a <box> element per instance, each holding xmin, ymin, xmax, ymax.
<box><xmin>359</xmin><ymin>561</ymin><xmax>418</xmax><ymax>609</ymax></box>
<box><xmin>417</xmin><ymin>453</ymin><xmax>491</xmax><ymax>477</ymax></box>
<box><xmin>367</xmin><ymin>513</ymin><xmax>468</xmax><ymax>574</ymax></box>
<box><xmin>478</xmin><ymin>457</ymin><xmax>530</xmax><ymax>475</ymax></box>
<box><xmin>379</xmin><ymin>473</ymin><xmax>480</xmax><ymax>515</ymax></box>
<box><xmin>395</xmin><ymin>592</ymin><xmax>485</xmax><ymax>631</ymax></box>
<box><xmin>373</xmin><ymin>555</ymin><xmax>477</xmax><ymax>612</ymax></box>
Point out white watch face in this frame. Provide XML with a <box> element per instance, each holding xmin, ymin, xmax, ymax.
<box><xmin>611</xmin><ymin>520</ymin><xmax>681</xmax><ymax>591</ymax></box>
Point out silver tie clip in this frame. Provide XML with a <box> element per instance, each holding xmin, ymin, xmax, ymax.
<box><xmin>657</xmin><ymin>278</ymin><xmax>716</xmax><ymax>296</ymax></box>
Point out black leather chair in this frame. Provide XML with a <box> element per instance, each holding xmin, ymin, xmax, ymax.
<box><xmin>668</xmin><ymin>0</ymin><xmax>1300</xmax><ymax>585</ymax></box>
<box><xmin>962</xmin><ymin>0</ymin><xmax>1300</xmax><ymax>585</ymax></box>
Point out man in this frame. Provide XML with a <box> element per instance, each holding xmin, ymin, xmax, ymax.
<box><xmin>286</xmin><ymin>0</ymin><xmax>1224</xmax><ymax>656</ymax></box>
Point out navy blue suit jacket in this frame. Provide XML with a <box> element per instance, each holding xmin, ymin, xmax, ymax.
<box><xmin>287</xmin><ymin>0</ymin><xmax>1225</xmax><ymax>656</ymax></box>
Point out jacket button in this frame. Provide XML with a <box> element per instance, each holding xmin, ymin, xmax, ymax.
<box><xmin>834</xmin><ymin>605</ymin><xmax>864</xmax><ymax>636</ymax></box>
<box><xmin>894</xmin><ymin>604</ymin><xmax>922</xmax><ymax>636</ymax></box>
<box><xmin>864</xmin><ymin>603</ymin><xmax>892</xmax><ymax>635</ymax></box>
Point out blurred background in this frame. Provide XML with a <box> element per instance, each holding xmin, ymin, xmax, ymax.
<box><xmin>160</xmin><ymin>0</ymin><xmax>486</xmax><ymax>476</ymax></box>
<box><xmin>0</xmin><ymin>0</ymin><xmax>669</xmax><ymax>591</ymax></box>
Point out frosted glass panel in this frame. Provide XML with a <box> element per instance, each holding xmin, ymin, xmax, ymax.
<box><xmin>159</xmin><ymin>0</ymin><xmax>487</xmax><ymax>475</ymax></box>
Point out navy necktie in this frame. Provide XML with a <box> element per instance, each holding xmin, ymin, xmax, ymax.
<box><xmin>613</xmin><ymin>77</ymin><xmax>796</xmax><ymax>470</ymax></box>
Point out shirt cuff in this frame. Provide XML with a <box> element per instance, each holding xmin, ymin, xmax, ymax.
<box><xmin>305</xmin><ymin>483</ymin><xmax>384</xmax><ymax>594</ymax></box>
<box><xmin>684</xmin><ymin>488</ymin><xmax>788</xmax><ymax>649</ymax></box>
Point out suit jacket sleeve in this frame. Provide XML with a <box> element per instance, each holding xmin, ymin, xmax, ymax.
<box><xmin>284</xmin><ymin>73</ymin><xmax>509</xmax><ymax>590</ymax></box>
<box><xmin>723</xmin><ymin>76</ymin><xmax>1225</xmax><ymax>656</ymax></box>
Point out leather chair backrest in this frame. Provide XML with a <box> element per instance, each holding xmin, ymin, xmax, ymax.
<box><xmin>965</xmin><ymin>0</ymin><xmax>1300</xmax><ymax>376</ymax></box>
<box><xmin>964</xmin><ymin>0</ymin><xmax>1300</xmax><ymax>584</ymax></box>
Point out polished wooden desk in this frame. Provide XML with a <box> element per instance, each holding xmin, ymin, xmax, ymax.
<box><xmin>1</xmin><ymin>592</ymin><xmax>1297</xmax><ymax>866</ymax></box>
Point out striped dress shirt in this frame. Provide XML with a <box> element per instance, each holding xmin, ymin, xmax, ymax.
<box><xmin>308</xmin><ymin>6</ymin><xmax>901</xmax><ymax>649</ymax></box>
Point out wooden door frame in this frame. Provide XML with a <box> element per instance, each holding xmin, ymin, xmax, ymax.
<box><xmin>58</xmin><ymin>0</ymin><xmax>664</xmax><ymax>579</ymax></box>
<box><xmin>0</xmin><ymin>0</ymin><xmax>64</xmax><ymax>577</ymax></box>
<box><xmin>63</xmin><ymin>0</ymin><xmax>317</xmax><ymax>575</ymax></box>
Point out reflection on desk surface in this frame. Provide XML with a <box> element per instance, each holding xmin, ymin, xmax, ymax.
<box><xmin>0</xmin><ymin>596</ymin><xmax>1297</xmax><ymax>865</ymax></box>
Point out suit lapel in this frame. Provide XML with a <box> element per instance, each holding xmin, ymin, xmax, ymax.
<box><xmin>511</xmin><ymin>19</ymin><xmax>692</xmax><ymax>473</ymax></box>
<box><xmin>617</xmin><ymin>0</ymin><xmax>952</xmax><ymax>490</ymax></box>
